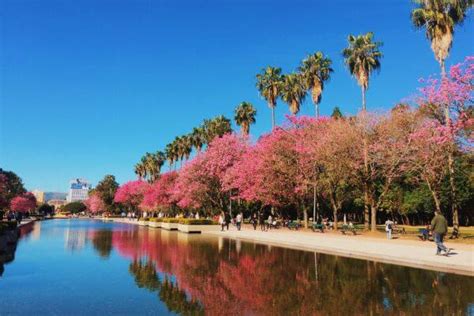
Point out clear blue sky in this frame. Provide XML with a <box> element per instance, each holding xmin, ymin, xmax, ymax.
<box><xmin>1</xmin><ymin>0</ymin><xmax>473</xmax><ymax>192</ymax></box>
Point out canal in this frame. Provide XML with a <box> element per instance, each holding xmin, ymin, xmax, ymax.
<box><xmin>1</xmin><ymin>219</ymin><xmax>472</xmax><ymax>315</ymax></box>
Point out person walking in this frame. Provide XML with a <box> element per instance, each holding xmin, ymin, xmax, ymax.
<box><xmin>236</xmin><ymin>212</ymin><xmax>242</xmax><ymax>231</ymax></box>
<box><xmin>224</xmin><ymin>212</ymin><xmax>231</xmax><ymax>231</ymax></box>
<box><xmin>252</xmin><ymin>213</ymin><xmax>258</xmax><ymax>230</ymax></box>
<box><xmin>267</xmin><ymin>214</ymin><xmax>273</xmax><ymax>230</ymax></box>
<box><xmin>431</xmin><ymin>211</ymin><xmax>450</xmax><ymax>256</ymax></box>
<box><xmin>385</xmin><ymin>218</ymin><xmax>394</xmax><ymax>239</ymax></box>
<box><xmin>219</xmin><ymin>212</ymin><xmax>225</xmax><ymax>231</ymax></box>
<box><xmin>259</xmin><ymin>212</ymin><xmax>266</xmax><ymax>231</ymax></box>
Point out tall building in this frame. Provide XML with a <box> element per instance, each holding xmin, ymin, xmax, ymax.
<box><xmin>67</xmin><ymin>179</ymin><xmax>91</xmax><ymax>202</ymax></box>
<box><xmin>32</xmin><ymin>190</ymin><xmax>45</xmax><ymax>203</ymax></box>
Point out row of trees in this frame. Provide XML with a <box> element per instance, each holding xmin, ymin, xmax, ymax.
<box><xmin>133</xmin><ymin>105</ymin><xmax>258</xmax><ymax>183</ymax></box>
<box><xmin>85</xmin><ymin>1</ymin><xmax>473</xmax><ymax>232</ymax></box>
<box><xmin>108</xmin><ymin>57</ymin><xmax>472</xmax><ymax>231</ymax></box>
<box><xmin>0</xmin><ymin>169</ymin><xmax>38</xmax><ymax>214</ymax></box>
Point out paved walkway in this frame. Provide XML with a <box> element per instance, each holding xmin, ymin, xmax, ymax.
<box><xmin>207</xmin><ymin>227</ymin><xmax>474</xmax><ymax>276</ymax></box>
<box><xmin>100</xmin><ymin>218</ymin><xmax>473</xmax><ymax>276</ymax></box>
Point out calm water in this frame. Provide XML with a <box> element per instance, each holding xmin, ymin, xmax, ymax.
<box><xmin>0</xmin><ymin>220</ymin><xmax>473</xmax><ymax>315</ymax></box>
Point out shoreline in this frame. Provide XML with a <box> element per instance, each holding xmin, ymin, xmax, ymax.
<box><xmin>92</xmin><ymin>217</ymin><xmax>474</xmax><ymax>276</ymax></box>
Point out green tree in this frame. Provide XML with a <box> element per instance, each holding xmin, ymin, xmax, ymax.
<box><xmin>280</xmin><ymin>73</ymin><xmax>306</xmax><ymax>115</ymax></box>
<box><xmin>0</xmin><ymin>168</ymin><xmax>26</xmax><ymax>209</ymax></box>
<box><xmin>256</xmin><ymin>66</ymin><xmax>283</xmax><ymax>129</ymax></box>
<box><xmin>95</xmin><ymin>175</ymin><xmax>119</xmax><ymax>213</ymax></box>
<box><xmin>342</xmin><ymin>32</ymin><xmax>383</xmax><ymax>111</ymax></box>
<box><xmin>36</xmin><ymin>203</ymin><xmax>54</xmax><ymax>215</ymax></box>
<box><xmin>62</xmin><ymin>201</ymin><xmax>87</xmax><ymax>214</ymax></box>
<box><xmin>331</xmin><ymin>107</ymin><xmax>343</xmax><ymax>119</ymax></box>
<box><xmin>234</xmin><ymin>102</ymin><xmax>257</xmax><ymax>136</ymax></box>
<box><xmin>298</xmin><ymin>51</ymin><xmax>333</xmax><ymax>118</ymax></box>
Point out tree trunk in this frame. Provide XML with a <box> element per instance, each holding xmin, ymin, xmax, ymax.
<box><xmin>370</xmin><ymin>202</ymin><xmax>377</xmax><ymax>232</ymax></box>
<box><xmin>315</xmin><ymin>103</ymin><xmax>319</xmax><ymax>118</ymax></box>
<box><xmin>361</xmin><ymin>86</ymin><xmax>366</xmax><ymax>111</ymax></box>
<box><xmin>303</xmin><ymin>205</ymin><xmax>308</xmax><ymax>229</ymax></box>
<box><xmin>271</xmin><ymin>106</ymin><xmax>276</xmax><ymax>130</ymax></box>
<box><xmin>440</xmin><ymin>59</ymin><xmax>459</xmax><ymax>236</ymax></box>
<box><xmin>426</xmin><ymin>178</ymin><xmax>442</xmax><ymax>214</ymax></box>
<box><xmin>363</xmin><ymin>137</ymin><xmax>370</xmax><ymax>231</ymax></box>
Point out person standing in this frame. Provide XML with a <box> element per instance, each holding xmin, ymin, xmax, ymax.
<box><xmin>431</xmin><ymin>211</ymin><xmax>450</xmax><ymax>256</ymax></box>
<box><xmin>236</xmin><ymin>212</ymin><xmax>242</xmax><ymax>231</ymax></box>
<box><xmin>252</xmin><ymin>213</ymin><xmax>258</xmax><ymax>230</ymax></box>
<box><xmin>224</xmin><ymin>212</ymin><xmax>231</xmax><ymax>231</ymax></box>
<box><xmin>219</xmin><ymin>212</ymin><xmax>225</xmax><ymax>231</ymax></box>
<box><xmin>385</xmin><ymin>218</ymin><xmax>394</xmax><ymax>239</ymax></box>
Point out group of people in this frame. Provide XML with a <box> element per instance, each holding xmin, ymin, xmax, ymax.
<box><xmin>218</xmin><ymin>212</ymin><xmax>243</xmax><ymax>231</ymax></box>
<box><xmin>385</xmin><ymin>211</ymin><xmax>451</xmax><ymax>256</ymax></box>
<box><xmin>0</xmin><ymin>210</ymin><xmax>24</xmax><ymax>225</ymax></box>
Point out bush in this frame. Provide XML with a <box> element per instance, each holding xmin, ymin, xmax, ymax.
<box><xmin>178</xmin><ymin>219</ymin><xmax>218</xmax><ymax>225</ymax></box>
<box><xmin>138</xmin><ymin>218</ymin><xmax>149</xmax><ymax>221</ymax></box>
<box><xmin>62</xmin><ymin>202</ymin><xmax>87</xmax><ymax>214</ymax></box>
<box><xmin>149</xmin><ymin>218</ymin><xmax>163</xmax><ymax>222</ymax></box>
<box><xmin>0</xmin><ymin>221</ymin><xmax>18</xmax><ymax>234</ymax></box>
<box><xmin>162</xmin><ymin>218</ymin><xmax>180</xmax><ymax>224</ymax></box>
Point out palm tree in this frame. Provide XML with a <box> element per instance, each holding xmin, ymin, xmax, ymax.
<box><xmin>203</xmin><ymin>116</ymin><xmax>232</xmax><ymax>143</ymax></box>
<box><xmin>298</xmin><ymin>52</ymin><xmax>333</xmax><ymax>118</ymax></box>
<box><xmin>165</xmin><ymin>143</ymin><xmax>177</xmax><ymax>169</ymax></box>
<box><xmin>234</xmin><ymin>102</ymin><xmax>257</xmax><ymax>136</ymax></box>
<box><xmin>331</xmin><ymin>106</ymin><xmax>343</xmax><ymax>119</ymax></box>
<box><xmin>342</xmin><ymin>32</ymin><xmax>383</xmax><ymax>111</ymax></box>
<box><xmin>191</xmin><ymin>127</ymin><xmax>205</xmax><ymax>152</ymax></box>
<box><xmin>134</xmin><ymin>162</ymin><xmax>146</xmax><ymax>179</ymax></box>
<box><xmin>256</xmin><ymin>66</ymin><xmax>283</xmax><ymax>129</ymax></box>
<box><xmin>280</xmin><ymin>73</ymin><xmax>306</xmax><ymax>115</ymax></box>
<box><xmin>411</xmin><ymin>0</ymin><xmax>472</xmax><ymax>76</ymax></box>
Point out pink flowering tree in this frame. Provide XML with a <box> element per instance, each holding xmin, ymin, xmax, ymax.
<box><xmin>174</xmin><ymin>134</ymin><xmax>248</xmax><ymax>215</ymax></box>
<box><xmin>10</xmin><ymin>192</ymin><xmax>37</xmax><ymax>213</ymax></box>
<box><xmin>226</xmin><ymin>118</ymin><xmax>313</xmax><ymax>223</ymax></box>
<box><xmin>85</xmin><ymin>193</ymin><xmax>105</xmax><ymax>214</ymax></box>
<box><xmin>417</xmin><ymin>56</ymin><xmax>473</xmax><ymax>231</ymax></box>
<box><xmin>114</xmin><ymin>180</ymin><xmax>149</xmax><ymax>215</ymax></box>
<box><xmin>140</xmin><ymin>171</ymin><xmax>178</xmax><ymax>213</ymax></box>
<box><xmin>405</xmin><ymin>119</ymin><xmax>455</xmax><ymax>214</ymax></box>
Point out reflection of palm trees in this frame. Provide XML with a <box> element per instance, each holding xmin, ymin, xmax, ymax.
<box><xmin>128</xmin><ymin>259</ymin><xmax>203</xmax><ymax>315</ymax></box>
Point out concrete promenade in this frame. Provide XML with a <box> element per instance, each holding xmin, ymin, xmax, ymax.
<box><xmin>101</xmin><ymin>217</ymin><xmax>474</xmax><ymax>276</ymax></box>
<box><xmin>207</xmin><ymin>227</ymin><xmax>474</xmax><ymax>276</ymax></box>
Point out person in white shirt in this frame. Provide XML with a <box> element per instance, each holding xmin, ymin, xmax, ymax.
<box><xmin>236</xmin><ymin>213</ymin><xmax>242</xmax><ymax>231</ymax></box>
<box><xmin>385</xmin><ymin>219</ymin><xmax>394</xmax><ymax>239</ymax></box>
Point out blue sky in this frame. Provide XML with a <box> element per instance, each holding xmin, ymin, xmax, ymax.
<box><xmin>1</xmin><ymin>0</ymin><xmax>473</xmax><ymax>192</ymax></box>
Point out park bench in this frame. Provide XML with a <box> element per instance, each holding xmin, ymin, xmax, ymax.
<box><xmin>341</xmin><ymin>224</ymin><xmax>357</xmax><ymax>235</ymax></box>
<box><xmin>287</xmin><ymin>221</ymin><xmax>300</xmax><ymax>230</ymax></box>
<box><xmin>311</xmin><ymin>223</ymin><xmax>325</xmax><ymax>233</ymax></box>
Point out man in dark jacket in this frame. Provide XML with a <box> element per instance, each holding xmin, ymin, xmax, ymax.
<box><xmin>431</xmin><ymin>211</ymin><xmax>450</xmax><ymax>256</ymax></box>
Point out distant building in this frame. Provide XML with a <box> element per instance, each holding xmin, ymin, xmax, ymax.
<box><xmin>44</xmin><ymin>192</ymin><xmax>67</xmax><ymax>202</ymax></box>
<box><xmin>32</xmin><ymin>190</ymin><xmax>45</xmax><ymax>203</ymax></box>
<box><xmin>67</xmin><ymin>179</ymin><xmax>91</xmax><ymax>202</ymax></box>
<box><xmin>47</xmin><ymin>199</ymin><xmax>67</xmax><ymax>209</ymax></box>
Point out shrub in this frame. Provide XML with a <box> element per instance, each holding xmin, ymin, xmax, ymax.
<box><xmin>162</xmin><ymin>218</ymin><xmax>180</xmax><ymax>224</ymax></box>
<box><xmin>178</xmin><ymin>219</ymin><xmax>218</xmax><ymax>225</ymax></box>
<box><xmin>139</xmin><ymin>218</ymin><xmax>149</xmax><ymax>221</ymax></box>
<box><xmin>149</xmin><ymin>218</ymin><xmax>163</xmax><ymax>222</ymax></box>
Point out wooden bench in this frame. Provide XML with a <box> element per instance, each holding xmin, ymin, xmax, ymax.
<box><xmin>287</xmin><ymin>222</ymin><xmax>300</xmax><ymax>230</ymax></box>
<box><xmin>311</xmin><ymin>223</ymin><xmax>325</xmax><ymax>233</ymax></box>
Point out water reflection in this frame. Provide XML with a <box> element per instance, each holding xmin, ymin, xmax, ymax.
<box><xmin>3</xmin><ymin>220</ymin><xmax>473</xmax><ymax>315</ymax></box>
<box><xmin>0</xmin><ymin>223</ymin><xmax>34</xmax><ymax>277</ymax></box>
<box><xmin>109</xmin><ymin>226</ymin><xmax>474</xmax><ymax>315</ymax></box>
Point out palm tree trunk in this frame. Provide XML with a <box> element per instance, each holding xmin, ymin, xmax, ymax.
<box><xmin>441</xmin><ymin>60</ymin><xmax>460</xmax><ymax>237</ymax></box>
<box><xmin>361</xmin><ymin>86</ymin><xmax>366</xmax><ymax>111</ymax></box>
<box><xmin>315</xmin><ymin>103</ymin><xmax>319</xmax><ymax>118</ymax></box>
<box><xmin>271</xmin><ymin>106</ymin><xmax>276</xmax><ymax>130</ymax></box>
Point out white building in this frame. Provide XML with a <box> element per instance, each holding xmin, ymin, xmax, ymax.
<box><xmin>67</xmin><ymin>179</ymin><xmax>91</xmax><ymax>202</ymax></box>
